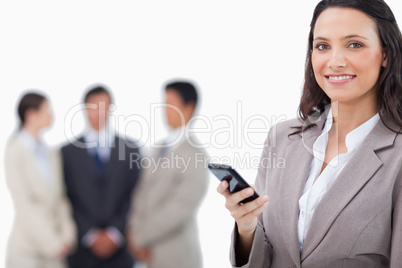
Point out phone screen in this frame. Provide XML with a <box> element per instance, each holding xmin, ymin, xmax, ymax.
<box><xmin>208</xmin><ymin>163</ymin><xmax>259</xmax><ymax>203</ymax></box>
<box><xmin>211</xmin><ymin>170</ymin><xmax>242</xmax><ymax>193</ymax></box>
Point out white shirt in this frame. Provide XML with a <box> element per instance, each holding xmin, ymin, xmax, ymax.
<box><xmin>297</xmin><ymin>110</ymin><xmax>380</xmax><ymax>250</ymax></box>
<box><xmin>18</xmin><ymin>129</ymin><xmax>53</xmax><ymax>187</ymax></box>
<box><xmin>165</xmin><ymin>125</ymin><xmax>188</xmax><ymax>147</ymax></box>
<box><xmin>83</xmin><ymin>124</ymin><xmax>115</xmax><ymax>162</ymax></box>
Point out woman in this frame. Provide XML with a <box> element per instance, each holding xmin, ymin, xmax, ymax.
<box><xmin>5</xmin><ymin>92</ymin><xmax>76</xmax><ymax>268</ymax></box>
<box><xmin>218</xmin><ymin>0</ymin><xmax>402</xmax><ymax>267</ymax></box>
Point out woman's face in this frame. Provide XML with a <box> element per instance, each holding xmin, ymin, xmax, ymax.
<box><xmin>35</xmin><ymin>100</ymin><xmax>53</xmax><ymax>129</ymax></box>
<box><xmin>312</xmin><ymin>7</ymin><xmax>387</xmax><ymax>106</ymax></box>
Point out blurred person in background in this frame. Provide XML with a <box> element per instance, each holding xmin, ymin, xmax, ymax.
<box><xmin>127</xmin><ymin>80</ymin><xmax>209</xmax><ymax>268</ymax></box>
<box><xmin>4</xmin><ymin>92</ymin><xmax>76</xmax><ymax>268</ymax></box>
<box><xmin>61</xmin><ymin>85</ymin><xmax>141</xmax><ymax>268</ymax></box>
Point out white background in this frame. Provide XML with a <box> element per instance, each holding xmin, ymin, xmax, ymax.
<box><xmin>1</xmin><ymin>1</ymin><xmax>401</xmax><ymax>267</ymax></box>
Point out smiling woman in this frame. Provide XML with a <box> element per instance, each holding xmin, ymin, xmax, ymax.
<box><xmin>312</xmin><ymin>7</ymin><xmax>386</xmax><ymax>116</ymax></box>
<box><xmin>299</xmin><ymin>0</ymin><xmax>402</xmax><ymax>133</ymax></box>
<box><xmin>217</xmin><ymin>0</ymin><xmax>402</xmax><ymax>267</ymax></box>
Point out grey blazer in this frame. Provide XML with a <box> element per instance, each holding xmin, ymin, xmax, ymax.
<box><xmin>230</xmin><ymin>113</ymin><xmax>402</xmax><ymax>268</ymax></box>
<box><xmin>129</xmin><ymin>135</ymin><xmax>209</xmax><ymax>268</ymax></box>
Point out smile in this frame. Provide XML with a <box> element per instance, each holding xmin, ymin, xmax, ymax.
<box><xmin>325</xmin><ymin>75</ymin><xmax>356</xmax><ymax>81</ymax></box>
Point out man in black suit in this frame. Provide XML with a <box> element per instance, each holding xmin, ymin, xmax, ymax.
<box><xmin>62</xmin><ymin>85</ymin><xmax>140</xmax><ymax>268</ymax></box>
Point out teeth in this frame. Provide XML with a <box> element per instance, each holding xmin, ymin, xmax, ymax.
<box><xmin>328</xmin><ymin>75</ymin><xmax>354</xmax><ymax>80</ymax></box>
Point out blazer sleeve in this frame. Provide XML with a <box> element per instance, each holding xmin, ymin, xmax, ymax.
<box><xmin>61</xmin><ymin>144</ymin><xmax>96</xmax><ymax>241</ymax></box>
<box><xmin>391</xmin><ymin>183</ymin><xmax>402</xmax><ymax>266</ymax></box>
<box><xmin>107</xmin><ymin>146</ymin><xmax>141</xmax><ymax>238</ymax></box>
<box><xmin>230</xmin><ymin>130</ymin><xmax>274</xmax><ymax>267</ymax></box>
<box><xmin>230</xmin><ymin>223</ymin><xmax>271</xmax><ymax>268</ymax></box>
<box><xmin>135</xmin><ymin>148</ymin><xmax>209</xmax><ymax>248</ymax></box>
<box><xmin>52</xmin><ymin>149</ymin><xmax>77</xmax><ymax>247</ymax></box>
<box><xmin>58</xmin><ymin>194</ymin><xmax>77</xmax><ymax>246</ymax></box>
<box><xmin>4</xmin><ymin>144</ymin><xmax>64</xmax><ymax>258</ymax></box>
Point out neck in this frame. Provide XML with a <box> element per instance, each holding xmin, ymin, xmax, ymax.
<box><xmin>330</xmin><ymin>100</ymin><xmax>377</xmax><ymax>140</ymax></box>
<box><xmin>22</xmin><ymin>124</ymin><xmax>41</xmax><ymax>140</ymax></box>
<box><xmin>89</xmin><ymin>122</ymin><xmax>107</xmax><ymax>132</ymax></box>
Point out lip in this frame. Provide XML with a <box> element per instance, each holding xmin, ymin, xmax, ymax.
<box><xmin>325</xmin><ymin>74</ymin><xmax>356</xmax><ymax>85</ymax></box>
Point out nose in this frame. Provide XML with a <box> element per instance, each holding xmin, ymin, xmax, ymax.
<box><xmin>327</xmin><ymin>49</ymin><xmax>347</xmax><ymax>69</ymax></box>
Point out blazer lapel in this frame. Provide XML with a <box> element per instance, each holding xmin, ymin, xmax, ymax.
<box><xmin>73</xmin><ymin>137</ymin><xmax>101</xmax><ymax>182</ymax></box>
<box><xmin>278</xmin><ymin>117</ymin><xmax>324</xmax><ymax>265</ymax></box>
<box><xmin>301</xmin><ymin>118</ymin><xmax>399</xmax><ymax>261</ymax></box>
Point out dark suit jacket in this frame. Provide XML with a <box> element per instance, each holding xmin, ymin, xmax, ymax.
<box><xmin>231</xmin><ymin>113</ymin><xmax>402</xmax><ymax>268</ymax></box>
<box><xmin>62</xmin><ymin>136</ymin><xmax>140</xmax><ymax>268</ymax></box>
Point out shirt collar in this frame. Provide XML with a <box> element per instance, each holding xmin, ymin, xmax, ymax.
<box><xmin>84</xmin><ymin>124</ymin><xmax>115</xmax><ymax>148</ymax></box>
<box><xmin>18</xmin><ymin>129</ymin><xmax>47</xmax><ymax>155</ymax></box>
<box><xmin>313</xmin><ymin>108</ymin><xmax>380</xmax><ymax>161</ymax></box>
<box><xmin>320</xmin><ymin>108</ymin><xmax>380</xmax><ymax>151</ymax></box>
<box><xmin>345</xmin><ymin>113</ymin><xmax>380</xmax><ymax>150</ymax></box>
<box><xmin>164</xmin><ymin>125</ymin><xmax>188</xmax><ymax>147</ymax></box>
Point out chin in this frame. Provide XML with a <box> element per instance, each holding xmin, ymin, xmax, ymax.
<box><xmin>325</xmin><ymin>92</ymin><xmax>354</xmax><ymax>104</ymax></box>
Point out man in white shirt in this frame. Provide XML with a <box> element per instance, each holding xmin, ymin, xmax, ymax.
<box><xmin>62</xmin><ymin>86</ymin><xmax>141</xmax><ymax>268</ymax></box>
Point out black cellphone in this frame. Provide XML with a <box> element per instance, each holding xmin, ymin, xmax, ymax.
<box><xmin>208</xmin><ymin>163</ymin><xmax>259</xmax><ymax>204</ymax></box>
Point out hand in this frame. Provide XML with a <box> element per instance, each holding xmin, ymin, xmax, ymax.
<box><xmin>56</xmin><ymin>243</ymin><xmax>73</xmax><ymax>259</ymax></box>
<box><xmin>126</xmin><ymin>233</ymin><xmax>152</xmax><ymax>262</ymax></box>
<box><xmin>90</xmin><ymin>230</ymin><xmax>119</xmax><ymax>260</ymax></box>
<box><xmin>217</xmin><ymin>180</ymin><xmax>269</xmax><ymax>235</ymax></box>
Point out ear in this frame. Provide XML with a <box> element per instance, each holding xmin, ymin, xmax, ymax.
<box><xmin>381</xmin><ymin>49</ymin><xmax>388</xmax><ymax>68</ymax></box>
<box><xmin>23</xmin><ymin>108</ymin><xmax>37</xmax><ymax>126</ymax></box>
<box><xmin>185</xmin><ymin>102</ymin><xmax>196</xmax><ymax>118</ymax></box>
<box><xmin>25</xmin><ymin>109</ymin><xmax>36</xmax><ymax>120</ymax></box>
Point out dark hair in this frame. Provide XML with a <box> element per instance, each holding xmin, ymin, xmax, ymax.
<box><xmin>165</xmin><ymin>81</ymin><xmax>198</xmax><ymax>108</ymax></box>
<box><xmin>297</xmin><ymin>0</ymin><xmax>402</xmax><ymax>133</ymax></box>
<box><xmin>83</xmin><ymin>85</ymin><xmax>112</xmax><ymax>103</ymax></box>
<box><xmin>17</xmin><ymin>92</ymin><xmax>47</xmax><ymax>127</ymax></box>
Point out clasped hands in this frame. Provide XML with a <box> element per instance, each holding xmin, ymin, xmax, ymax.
<box><xmin>90</xmin><ymin>230</ymin><xmax>119</xmax><ymax>259</ymax></box>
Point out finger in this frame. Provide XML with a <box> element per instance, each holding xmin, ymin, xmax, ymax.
<box><xmin>230</xmin><ymin>195</ymin><xmax>269</xmax><ymax>220</ymax></box>
<box><xmin>249</xmin><ymin>184</ymin><xmax>258</xmax><ymax>192</ymax></box>
<box><xmin>236</xmin><ymin>201</ymin><xmax>269</xmax><ymax>233</ymax></box>
<box><xmin>91</xmin><ymin>247</ymin><xmax>104</xmax><ymax>258</ymax></box>
<box><xmin>216</xmin><ymin>180</ymin><xmax>231</xmax><ymax>197</ymax></box>
<box><xmin>225</xmin><ymin>187</ymin><xmax>257</xmax><ymax>210</ymax></box>
<box><xmin>240</xmin><ymin>196</ymin><xmax>269</xmax><ymax>219</ymax></box>
<box><xmin>92</xmin><ymin>243</ymin><xmax>109</xmax><ymax>256</ymax></box>
<box><xmin>95</xmin><ymin>247</ymin><xmax>113</xmax><ymax>259</ymax></box>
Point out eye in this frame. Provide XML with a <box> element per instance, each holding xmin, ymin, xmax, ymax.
<box><xmin>348</xmin><ymin>42</ymin><xmax>363</xmax><ymax>49</ymax></box>
<box><xmin>315</xmin><ymin>43</ymin><xmax>330</xmax><ymax>51</ymax></box>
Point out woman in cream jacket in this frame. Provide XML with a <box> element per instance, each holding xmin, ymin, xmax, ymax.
<box><xmin>5</xmin><ymin>92</ymin><xmax>76</xmax><ymax>268</ymax></box>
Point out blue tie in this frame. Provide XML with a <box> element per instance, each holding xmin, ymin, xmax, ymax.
<box><xmin>93</xmin><ymin>149</ymin><xmax>105</xmax><ymax>176</ymax></box>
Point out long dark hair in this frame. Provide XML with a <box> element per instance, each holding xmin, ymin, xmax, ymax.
<box><xmin>17</xmin><ymin>92</ymin><xmax>47</xmax><ymax>128</ymax></box>
<box><xmin>297</xmin><ymin>0</ymin><xmax>402</xmax><ymax>133</ymax></box>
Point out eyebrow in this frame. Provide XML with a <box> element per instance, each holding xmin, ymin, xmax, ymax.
<box><xmin>313</xmin><ymin>34</ymin><xmax>368</xmax><ymax>41</ymax></box>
